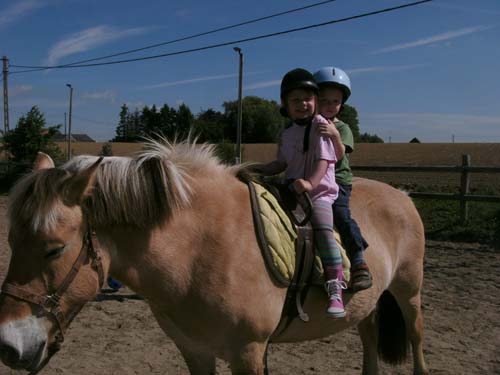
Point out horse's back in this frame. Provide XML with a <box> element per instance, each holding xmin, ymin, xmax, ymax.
<box><xmin>351</xmin><ymin>177</ymin><xmax>425</xmax><ymax>261</ymax></box>
<box><xmin>351</xmin><ymin>177</ymin><xmax>425</xmax><ymax>293</ymax></box>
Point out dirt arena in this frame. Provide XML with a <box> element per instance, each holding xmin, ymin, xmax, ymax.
<box><xmin>0</xmin><ymin>195</ymin><xmax>499</xmax><ymax>375</ymax></box>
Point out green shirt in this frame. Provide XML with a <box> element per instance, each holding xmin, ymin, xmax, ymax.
<box><xmin>334</xmin><ymin>119</ymin><xmax>354</xmax><ymax>185</ymax></box>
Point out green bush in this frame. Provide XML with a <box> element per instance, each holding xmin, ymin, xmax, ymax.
<box><xmin>214</xmin><ymin>141</ymin><xmax>236</xmax><ymax>165</ymax></box>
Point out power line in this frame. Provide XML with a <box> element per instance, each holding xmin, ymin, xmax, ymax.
<box><xmin>10</xmin><ymin>67</ymin><xmax>48</xmax><ymax>75</ymax></box>
<box><xmin>11</xmin><ymin>0</ymin><xmax>432</xmax><ymax>71</ymax></box>
<box><xmin>52</xmin><ymin>0</ymin><xmax>340</xmax><ymax>67</ymax></box>
<box><xmin>9</xmin><ymin>0</ymin><xmax>337</xmax><ymax>74</ymax></box>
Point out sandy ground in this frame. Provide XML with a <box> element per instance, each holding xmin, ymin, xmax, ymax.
<box><xmin>0</xmin><ymin>195</ymin><xmax>499</xmax><ymax>374</ymax></box>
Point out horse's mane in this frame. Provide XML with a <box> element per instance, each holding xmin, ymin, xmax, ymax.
<box><xmin>8</xmin><ymin>138</ymin><xmax>238</xmax><ymax>231</ymax></box>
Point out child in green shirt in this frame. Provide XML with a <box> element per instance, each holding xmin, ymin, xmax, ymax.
<box><xmin>313</xmin><ymin>66</ymin><xmax>373</xmax><ymax>292</ymax></box>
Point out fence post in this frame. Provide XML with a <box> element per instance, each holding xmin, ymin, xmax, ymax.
<box><xmin>460</xmin><ymin>154</ymin><xmax>471</xmax><ymax>223</ymax></box>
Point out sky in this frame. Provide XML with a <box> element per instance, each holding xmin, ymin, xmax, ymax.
<box><xmin>1</xmin><ymin>0</ymin><xmax>499</xmax><ymax>143</ymax></box>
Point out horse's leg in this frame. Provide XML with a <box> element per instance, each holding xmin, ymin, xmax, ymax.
<box><xmin>228</xmin><ymin>341</ymin><xmax>267</xmax><ymax>375</ymax></box>
<box><xmin>391</xmin><ymin>290</ymin><xmax>429</xmax><ymax>375</ymax></box>
<box><xmin>358</xmin><ymin>310</ymin><xmax>379</xmax><ymax>375</ymax></box>
<box><xmin>177</xmin><ymin>344</ymin><xmax>216</xmax><ymax>375</ymax></box>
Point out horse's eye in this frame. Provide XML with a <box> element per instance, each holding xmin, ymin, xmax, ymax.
<box><xmin>45</xmin><ymin>246</ymin><xmax>65</xmax><ymax>259</ymax></box>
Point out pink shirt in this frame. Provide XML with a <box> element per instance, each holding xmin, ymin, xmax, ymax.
<box><xmin>277</xmin><ymin>117</ymin><xmax>338</xmax><ymax>203</ymax></box>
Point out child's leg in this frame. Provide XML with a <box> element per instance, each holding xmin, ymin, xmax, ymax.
<box><xmin>311</xmin><ymin>200</ymin><xmax>346</xmax><ymax>318</ymax></box>
<box><xmin>332</xmin><ymin>184</ymin><xmax>367</xmax><ymax>265</ymax></box>
<box><xmin>333</xmin><ymin>183</ymin><xmax>372</xmax><ymax>291</ymax></box>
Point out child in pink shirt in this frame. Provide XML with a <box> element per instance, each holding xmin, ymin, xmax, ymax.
<box><xmin>255</xmin><ymin>68</ymin><xmax>347</xmax><ymax>318</ymax></box>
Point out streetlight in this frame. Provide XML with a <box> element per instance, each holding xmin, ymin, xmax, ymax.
<box><xmin>233</xmin><ymin>47</ymin><xmax>243</xmax><ymax>164</ymax></box>
<box><xmin>66</xmin><ymin>84</ymin><xmax>73</xmax><ymax>160</ymax></box>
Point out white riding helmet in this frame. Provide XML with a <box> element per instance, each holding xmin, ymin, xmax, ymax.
<box><xmin>313</xmin><ymin>66</ymin><xmax>351</xmax><ymax>103</ymax></box>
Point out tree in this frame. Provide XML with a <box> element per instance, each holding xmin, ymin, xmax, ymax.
<box><xmin>176</xmin><ymin>104</ymin><xmax>194</xmax><ymax>139</ymax></box>
<box><xmin>410</xmin><ymin>137</ymin><xmax>421</xmax><ymax>143</ymax></box>
<box><xmin>141</xmin><ymin>105</ymin><xmax>161</xmax><ymax>137</ymax></box>
<box><xmin>223</xmin><ymin>96</ymin><xmax>285</xmax><ymax>143</ymax></box>
<box><xmin>99</xmin><ymin>143</ymin><xmax>113</xmax><ymax>156</ymax></box>
<box><xmin>194</xmin><ymin>108</ymin><xmax>227</xmax><ymax>143</ymax></box>
<box><xmin>158</xmin><ymin>104</ymin><xmax>177</xmax><ymax>140</ymax></box>
<box><xmin>358</xmin><ymin>133</ymin><xmax>384</xmax><ymax>143</ymax></box>
<box><xmin>338</xmin><ymin>104</ymin><xmax>360</xmax><ymax>140</ymax></box>
<box><xmin>2</xmin><ymin>106</ymin><xmax>63</xmax><ymax>162</ymax></box>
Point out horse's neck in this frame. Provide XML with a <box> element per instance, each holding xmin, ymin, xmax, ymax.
<box><xmin>98</xmin><ymin>224</ymin><xmax>188</xmax><ymax>301</ymax></box>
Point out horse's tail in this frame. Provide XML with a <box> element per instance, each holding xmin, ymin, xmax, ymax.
<box><xmin>376</xmin><ymin>290</ymin><xmax>409</xmax><ymax>364</ymax></box>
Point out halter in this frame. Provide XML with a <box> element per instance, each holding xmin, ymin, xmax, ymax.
<box><xmin>1</xmin><ymin>225</ymin><xmax>105</xmax><ymax>349</ymax></box>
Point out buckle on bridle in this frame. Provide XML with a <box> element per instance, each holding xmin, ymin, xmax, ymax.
<box><xmin>45</xmin><ymin>294</ymin><xmax>61</xmax><ymax>310</ymax></box>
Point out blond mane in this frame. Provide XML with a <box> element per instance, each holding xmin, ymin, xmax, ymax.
<box><xmin>8</xmin><ymin>138</ymin><xmax>237</xmax><ymax>232</ymax></box>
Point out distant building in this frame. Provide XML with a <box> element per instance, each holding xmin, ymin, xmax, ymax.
<box><xmin>409</xmin><ymin>137</ymin><xmax>421</xmax><ymax>143</ymax></box>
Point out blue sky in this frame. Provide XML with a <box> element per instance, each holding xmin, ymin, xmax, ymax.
<box><xmin>1</xmin><ymin>0</ymin><xmax>499</xmax><ymax>142</ymax></box>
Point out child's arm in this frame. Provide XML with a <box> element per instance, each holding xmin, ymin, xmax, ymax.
<box><xmin>317</xmin><ymin>120</ymin><xmax>345</xmax><ymax>160</ymax></box>
<box><xmin>293</xmin><ymin>159</ymin><xmax>328</xmax><ymax>193</ymax></box>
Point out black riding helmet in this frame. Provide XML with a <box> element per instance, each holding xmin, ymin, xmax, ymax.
<box><xmin>280</xmin><ymin>68</ymin><xmax>318</xmax><ymax>98</ymax></box>
<box><xmin>280</xmin><ymin>68</ymin><xmax>318</xmax><ymax>152</ymax></box>
<box><xmin>280</xmin><ymin>68</ymin><xmax>318</xmax><ymax>119</ymax></box>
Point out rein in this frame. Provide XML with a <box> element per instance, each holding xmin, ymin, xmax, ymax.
<box><xmin>1</xmin><ymin>224</ymin><xmax>105</xmax><ymax>350</ymax></box>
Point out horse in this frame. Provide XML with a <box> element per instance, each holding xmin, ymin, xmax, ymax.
<box><xmin>0</xmin><ymin>139</ymin><xmax>429</xmax><ymax>374</ymax></box>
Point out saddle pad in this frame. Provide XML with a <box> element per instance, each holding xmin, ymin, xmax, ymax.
<box><xmin>252</xmin><ymin>182</ymin><xmax>350</xmax><ymax>284</ymax></box>
<box><xmin>253</xmin><ymin>182</ymin><xmax>297</xmax><ymax>281</ymax></box>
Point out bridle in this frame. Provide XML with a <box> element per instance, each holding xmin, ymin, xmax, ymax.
<box><xmin>0</xmin><ymin>225</ymin><xmax>105</xmax><ymax>350</ymax></box>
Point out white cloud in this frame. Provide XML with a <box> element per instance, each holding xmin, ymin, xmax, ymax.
<box><xmin>372</xmin><ymin>25</ymin><xmax>494</xmax><ymax>54</ymax></box>
<box><xmin>45</xmin><ymin>25</ymin><xmax>152</xmax><ymax>66</ymax></box>
<box><xmin>347</xmin><ymin>64</ymin><xmax>426</xmax><ymax>75</ymax></box>
<box><xmin>246</xmin><ymin>80</ymin><xmax>281</xmax><ymax>90</ymax></box>
<box><xmin>143</xmin><ymin>73</ymin><xmax>237</xmax><ymax>89</ymax></box>
<box><xmin>82</xmin><ymin>90</ymin><xmax>116</xmax><ymax>103</ymax></box>
<box><xmin>0</xmin><ymin>0</ymin><xmax>45</xmax><ymax>29</ymax></box>
<box><xmin>10</xmin><ymin>85</ymin><xmax>33</xmax><ymax>97</ymax></box>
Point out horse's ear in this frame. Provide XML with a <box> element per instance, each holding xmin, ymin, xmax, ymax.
<box><xmin>63</xmin><ymin>157</ymin><xmax>103</xmax><ymax>205</ymax></box>
<box><xmin>33</xmin><ymin>152</ymin><xmax>55</xmax><ymax>170</ymax></box>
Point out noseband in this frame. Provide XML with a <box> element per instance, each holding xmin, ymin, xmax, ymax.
<box><xmin>1</xmin><ymin>226</ymin><xmax>105</xmax><ymax>348</ymax></box>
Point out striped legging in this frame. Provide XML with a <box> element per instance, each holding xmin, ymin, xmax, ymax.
<box><xmin>310</xmin><ymin>200</ymin><xmax>342</xmax><ymax>268</ymax></box>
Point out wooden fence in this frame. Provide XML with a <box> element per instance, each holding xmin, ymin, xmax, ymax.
<box><xmin>2</xmin><ymin>153</ymin><xmax>499</xmax><ymax>222</ymax></box>
<box><xmin>352</xmin><ymin>154</ymin><xmax>500</xmax><ymax>222</ymax></box>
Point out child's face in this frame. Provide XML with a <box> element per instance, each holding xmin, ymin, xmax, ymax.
<box><xmin>284</xmin><ymin>89</ymin><xmax>316</xmax><ymax>121</ymax></box>
<box><xmin>318</xmin><ymin>87</ymin><xmax>343</xmax><ymax>119</ymax></box>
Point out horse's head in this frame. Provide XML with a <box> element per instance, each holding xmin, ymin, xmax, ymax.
<box><xmin>0</xmin><ymin>153</ymin><xmax>105</xmax><ymax>372</ymax></box>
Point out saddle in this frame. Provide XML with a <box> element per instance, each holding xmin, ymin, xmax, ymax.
<box><xmin>241</xmin><ymin>174</ymin><xmax>350</xmax><ymax>337</ymax></box>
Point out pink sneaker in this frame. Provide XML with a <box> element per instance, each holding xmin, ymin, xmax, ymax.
<box><xmin>325</xmin><ymin>278</ymin><xmax>347</xmax><ymax>318</ymax></box>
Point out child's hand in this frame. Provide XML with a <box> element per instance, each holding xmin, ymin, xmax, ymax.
<box><xmin>317</xmin><ymin>119</ymin><xmax>340</xmax><ymax>140</ymax></box>
<box><xmin>293</xmin><ymin>179</ymin><xmax>312</xmax><ymax>193</ymax></box>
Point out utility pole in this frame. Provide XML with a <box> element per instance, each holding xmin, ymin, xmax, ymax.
<box><xmin>2</xmin><ymin>56</ymin><xmax>9</xmax><ymax>134</ymax></box>
<box><xmin>64</xmin><ymin>112</ymin><xmax>67</xmax><ymax>140</ymax></box>
<box><xmin>233</xmin><ymin>47</ymin><xmax>243</xmax><ymax>164</ymax></box>
<box><xmin>66</xmin><ymin>84</ymin><xmax>73</xmax><ymax>160</ymax></box>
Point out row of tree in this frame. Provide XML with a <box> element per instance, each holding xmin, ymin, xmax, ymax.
<box><xmin>112</xmin><ymin>96</ymin><xmax>383</xmax><ymax>144</ymax></box>
<box><xmin>1</xmin><ymin>96</ymin><xmax>383</xmax><ymax>163</ymax></box>
<box><xmin>113</xmin><ymin>96</ymin><xmax>287</xmax><ymax>143</ymax></box>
